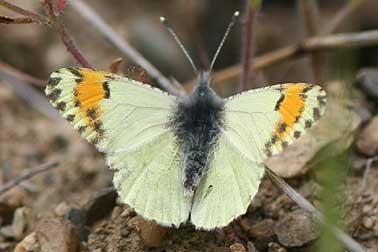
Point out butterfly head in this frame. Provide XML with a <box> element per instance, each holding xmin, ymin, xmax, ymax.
<box><xmin>191</xmin><ymin>71</ymin><xmax>217</xmax><ymax>100</ymax></box>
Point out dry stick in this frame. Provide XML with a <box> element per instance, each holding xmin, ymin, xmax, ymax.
<box><xmin>192</xmin><ymin>29</ymin><xmax>378</xmax><ymax>89</ymax></box>
<box><xmin>323</xmin><ymin>0</ymin><xmax>367</xmax><ymax>35</ymax></box>
<box><xmin>44</xmin><ymin>0</ymin><xmax>92</xmax><ymax>69</ymax></box>
<box><xmin>298</xmin><ymin>0</ymin><xmax>324</xmax><ymax>84</ymax></box>
<box><xmin>0</xmin><ymin>0</ymin><xmax>49</xmax><ymax>24</ymax></box>
<box><xmin>69</xmin><ymin>0</ymin><xmax>185</xmax><ymax>97</ymax></box>
<box><xmin>0</xmin><ymin>15</ymin><xmax>34</xmax><ymax>24</ymax></box>
<box><xmin>0</xmin><ymin>161</ymin><xmax>59</xmax><ymax>195</ymax></box>
<box><xmin>265</xmin><ymin>167</ymin><xmax>367</xmax><ymax>252</ymax></box>
<box><xmin>0</xmin><ymin>60</ymin><xmax>45</xmax><ymax>87</ymax></box>
<box><xmin>239</xmin><ymin>2</ymin><xmax>255</xmax><ymax>91</ymax></box>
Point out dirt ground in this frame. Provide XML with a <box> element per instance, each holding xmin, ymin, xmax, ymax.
<box><xmin>1</xmin><ymin>1</ymin><xmax>378</xmax><ymax>252</ymax></box>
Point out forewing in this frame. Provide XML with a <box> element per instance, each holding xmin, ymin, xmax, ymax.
<box><xmin>224</xmin><ymin>83</ymin><xmax>326</xmax><ymax>160</ymax></box>
<box><xmin>45</xmin><ymin>68</ymin><xmax>191</xmax><ymax>227</ymax></box>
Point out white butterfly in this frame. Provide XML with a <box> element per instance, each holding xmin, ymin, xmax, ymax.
<box><xmin>45</xmin><ymin>11</ymin><xmax>326</xmax><ymax>230</ymax></box>
<box><xmin>45</xmin><ymin>66</ymin><xmax>326</xmax><ymax>230</ymax></box>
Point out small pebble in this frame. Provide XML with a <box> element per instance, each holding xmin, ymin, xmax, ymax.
<box><xmin>14</xmin><ymin>232</ymin><xmax>39</xmax><ymax>252</ymax></box>
<box><xmin>230</xmin><ymin>242</ymin><xmax>246</xmax><ymax>252</ymax></box>
<box><xmin>274</xmin><ymin>209</ymin><xmax>317</xmax><ymax>247</ymax></box>
<box><xmin>128</xmin><ymin>216</ymin><xmax>167</xmax><ymax>247</ymax></box>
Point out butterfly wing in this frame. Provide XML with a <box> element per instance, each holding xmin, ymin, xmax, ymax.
<box><xmin>190</xmin><ymin>135</ymin><xmax>264</xmax><ymax>229</ymax></box>
<box><xmin>191</xmin><ymin>83</ymin><xmax>326</xmax><ymax>229</ymax></box>
<box><xmin>45</xmin><ymin>68</ymin><xmax>191</xmax><ymax>227</ymax></box>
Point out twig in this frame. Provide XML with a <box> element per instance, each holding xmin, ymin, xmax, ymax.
<box><xmin>360</xmin><ymin>156</ymin><xmax>378</xmax><ymax>192</ymax></box>
<box><xmin>69</xmin><ymin>0</ymin><xmax>185</xmax><ymax>97</ymax></box>
<box><xmin>298</xmin><ymin>0</ymin><xmax>324</xmax><ymax>84</ymax></box>
<box><xmin>0</xmin><ymin>60</ymin><xmax>45</xmax><ymax>87</ymax></box>
<box><xmin>44</xmin><ymin>0</ymin><xmax>92</xmax><ymax>68</ymax></box>
<box><xmin>0</xmin><ymin>66</ymin><xmax>62</xmax><ymax>121</ymax></box>
<box><xmin>265</xmin><ymin>167</ymin><xmax>367</xmax><ymax>252</ymax></box>
<box><xmin>0</xmin><ymin>15</ymin><xmax>34</xmax><ymax>24</ymax></box>
<box><xmin>184</xmin><ymin>29</ymin><xmax>378</xmax><ymax>89</ymax></box>
<box><xmin>0</xmin><ymin>161</ymin><xmax>59</xmax><ymax>195</ymax></box>
<box><xmin>0</xmin><ymin>0</ymin><xmax>49</xmax><ymax>24</ymax></box>
<box><xmin>323</xmin><ymin>0</ymin><xmax>366</xmax><ymax>35</ymax></box>
<box><xmin>239</xmin><ymin>1</ymin><xmax>256</xmax><ymax>91</ymax></box>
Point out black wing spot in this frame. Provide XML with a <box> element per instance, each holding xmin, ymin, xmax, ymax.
<box><xmin>103</xmin><ymin>81</ymin><xmax>110</xmax><ymax>99</ymax></box>
<box><xmin>303</xmin><ymin>85</ymin><xmax>314</xmax><ymax>93</ymax></box>
<box><xmin>66</xmin><ymin>114</ymin><xmax>75</xmax><ymax>122</ymax></box>
<box><xmin>274</xmin><ymin>94</ymin><xmax>285</xmax><ymax>111</ymax></box>
<box><xmin>293</xmin><ymin>131</ymin><xmax>301</xmax><ymax>138</ymax></box>
<box><xmin>47</xmin><ymin>89</ymin><xmax>62</xmax><ymax>102</ymax></box>
<box><xmin>278</xmin><ymin>123</ymin><xmax>287</xmax><ymax>133</ymax></box>
<box><xmin>47</xmin><ymin>77</ymin><xmax>61</xmax><ymax>87</ymax></box>
<box><xmin>271</xmin><ymin>135</ymin><xmax>279</xmax><ymax>144</ymax></box>
<box><xmin>56</xmin><ymin>102</ymin><xmax>66</xmax><ymax>111</ymax></box>
<box><xmin>86</xmin><ymin>108</ymin><xmax>98</xmax><ymax>120</ymax></box>
<box><xmin>78</xmin><ymin>126</ymin><xmax>87</xmax><ymax>133</ymax></box>
<box><xmin>305</xmin><ymin>120</ymin><xmax>312</xmax><ymax>128</ymax></box>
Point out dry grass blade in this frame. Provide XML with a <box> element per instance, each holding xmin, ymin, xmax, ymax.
<box><xmin>0</xmin><ymin>161</ymin><xmax>59</xmax><ymax>195</ymax></box>
<box><xmin>69</xmin><ymin>0</ymin><xmax>185</xmax><ymax>97</ymax></box>
<box><xmin>265</xmin><ymin>167</ymin><xmax>367</xmax><ymax>252</ymax></box>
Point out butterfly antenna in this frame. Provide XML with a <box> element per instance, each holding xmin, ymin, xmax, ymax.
<box><xmin>160</xmin><ymin>16</ymin><xmax>198</xmax><ymax>74</ymax></box>
<box><xmin>209</xmin><ymin>11</ymin><xmax>240</xmax><ymax>72</ymax></box>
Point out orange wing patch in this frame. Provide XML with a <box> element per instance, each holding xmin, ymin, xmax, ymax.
<box><xmin>71</xmin><ymin>68</ymin><xmax>113</xmax><ymax>143</ymax></box>
<box><xmin>263</xmin><ymin>83</ymin><xmax>326</xmax><ymax>157</ymax></box>
<box><xmin>275</xmin><ymin>84</ymin><xmax>306</xmax><ymax>141</ymax></box>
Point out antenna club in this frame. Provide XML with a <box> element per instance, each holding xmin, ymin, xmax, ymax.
<box><xmin>234</xmin><ymin>11</ymin><xmax>240</xmax><ymax>17</ymax></box>
<box><xmin>160</xmin><ymin>16</ymin><xmax>166</xmax><ymax>23</ymax></box>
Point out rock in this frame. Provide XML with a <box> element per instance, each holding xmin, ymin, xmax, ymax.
<box><xmin>14</xmin><ymin>232</ymin><xmax>39</xmax><ymax>252</ymax></box>
<box><xmin>81</xmin><ymin>187</ymin><xmax>117</xmax><ymax>225</ymax></box>
<box><xmin>247</xmin><ymin>219</ymin><xmax>275</xmax><ymax>251</ymax></box>
<box><xmin>356</xmin><ymin>68</ymin><xmax>378</xmax><ymax>99</ymax></box>
<box><xmin>54</xmin><ymin>202</ymin><xmax>70</xmax><ymax>217</ymax></box>
<box><xmin>12</xmin><ymin>207</ymin><xmax>33</xmax><ymax>240</ymax></box>
<box><xmin>127</xmin><ymin>216</ymin><xmax>167</xmax><ymax>247</ymax></box>
<box><xmin>230</xmin><ymin>242</ymin><xmax>247</xmax><ymax>252</ymax></box>
<box><xmin>266</xmin><ymin>84</ymin><xmax>361</xmax><ymax>178</ymax></box>
<box><xmin>356</xmin><ymin>116</ymin><xmax>378</xmax><ymax>156</ymax></box>
<box><xmin>362</xmin><ymin>216</ymin><xmax>376</xmax><ymax>229</ymax></box>
<box><xmin>274</xmin><ymin>209</ymin><xmax>317</xmax><ymax>247</ymax></box>
<box><xmin>248</xmin><ymin>219</ymin><xmax>275</xmax><ymax>239</ymax></box>
<box><xmin>36</xmin><ymin>215</ymin><xmax>80</xmax><ymax>252</ymax></box>
<box><xmin>267</xmin><ymin>242</ymin><xmax>287</xmax><ymax>252</ymax></box>
<box><xmin>0</xmin><ymin>187</ymin><xmax>29</xmax><ymax>225</ymax></box>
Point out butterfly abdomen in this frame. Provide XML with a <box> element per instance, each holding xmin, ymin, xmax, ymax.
<box><xmin>170</xmin><ymin>81</ymin><xmax>224</xmax><ymax>194</ymax></box>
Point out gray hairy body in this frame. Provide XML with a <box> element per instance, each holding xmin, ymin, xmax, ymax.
<box><xmin>170</xmin><ymin>72</ymin><xmax>224</xmax><ymax>194</ymax></box>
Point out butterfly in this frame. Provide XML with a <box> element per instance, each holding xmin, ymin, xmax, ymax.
<box><xmin>45</xmin><ymin>13</ymin><xmax>326</xmax><ymax>230</ymax></box>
